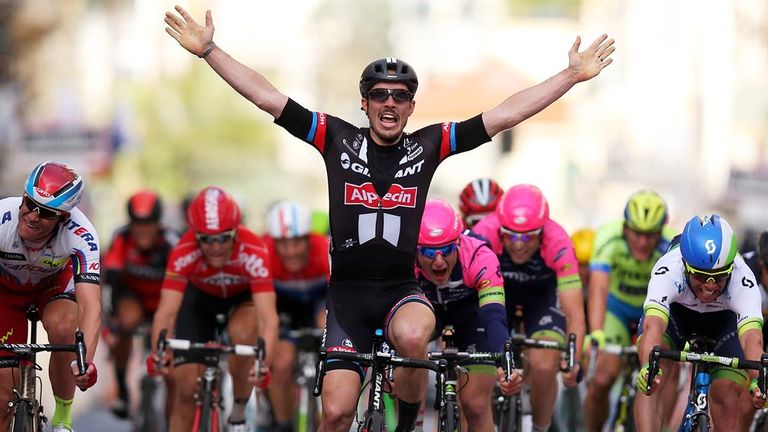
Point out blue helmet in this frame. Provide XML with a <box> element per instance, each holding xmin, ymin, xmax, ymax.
<box><xmin>680</xmin><ymin>214</ymin><xmax>737</xmax><ymax>271</ymax></box>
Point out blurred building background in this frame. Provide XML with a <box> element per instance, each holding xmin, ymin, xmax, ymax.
<box><xmin>0</xmin><ymin>0</ymin><xmax>767</xmax><ymax>425</ymax></box>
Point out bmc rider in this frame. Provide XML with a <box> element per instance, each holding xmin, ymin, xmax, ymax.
<box><xmin>583</xmin><ymin>190</ymin><xmax>675</xmax><ymax>431</ymax></box>
<box><xmin>0</xmin><ymin>161</ymin><xmax>100</xmax><ymax>432</ymax></box>
<box><xmin>148</xmin><ymin>187</ymin><xmax>278</xmax><ymax>432</ymax></box>
<box><xmin>472</xmin><ymin>184</ymin><xmax>586</xmax><ymax>432</ymax></box>
<box><xmin>103</xmin><ymin>189</ymin><xmax>179</xmax><ymax>418</ymax></box>
<box><xmin>163</xmin><ymin>6</ymin><xmax>613</xmax><ymax>431</ymax></box>
<box><xmin>635</xmin><ymin>214</ymin><xmax>765</xmax><ymax>432</ymax></box>
<box><xmin>264</xmin><ymin>200</ymin><xmax>330</xmax><ymax>432</ymax></box>
<box><xmin>416</xmin><ymin>199</ymin><xmax>520</xmax><ymax>431</ymax></box>
<box><xmin>458</xmin><ymin>178</ymin><xmax>504</xmax><ymax>228</ymax></box>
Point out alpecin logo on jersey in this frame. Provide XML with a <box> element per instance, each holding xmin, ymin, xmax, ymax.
<box><xmin>344</xmin><ymin>183</ymin><xmax>417</xmax><ymax>209</ymax></box>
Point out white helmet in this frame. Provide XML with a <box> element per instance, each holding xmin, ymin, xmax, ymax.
<box><xmin>267</xmin><ymin>201</ymin><xmax>311</xmax><ymax>239</ymax></box>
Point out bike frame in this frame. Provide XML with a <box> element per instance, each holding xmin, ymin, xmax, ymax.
<box><xmin>315</xmin><ymin>329</ymin><xmax>446</xmax><ymax>432</ymax></box>
<box><xmin>647</xmin><ymin>340</ymin><xmax>768</xmax><ymax>432</ymax></box>
<box><xmin>0</xmin><ymin>305</ymin><xmax>87</xmax><ymax>432</ymax></box>
<box><xmin>157</xmin><ymin>322</ymin><xmax>266</xmax><ymax>432</ymax></box>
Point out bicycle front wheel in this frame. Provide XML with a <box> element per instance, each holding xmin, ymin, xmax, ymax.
<box><xmin>361</xmin><ymin>411</ymin><xmax>385</xmax><ymax>432</ymax></box>
<box><xmin>441</xmin><ymin>400</ymin><xmax>460</xmax><ymax>432</ymax></box>
<box><xmin>693</xmin><ymin>414</ymin><xmax>710</xmax><ymax>432</ymax></box>
<box><xmin>11</xmin><ymin>399</ymin><xmax>34</xmax><ymax>432</ymax></box>
<box><xmin>194</xmin><ymin>391</ymin><xmax>213</xmax><ymax>432</ymax></box>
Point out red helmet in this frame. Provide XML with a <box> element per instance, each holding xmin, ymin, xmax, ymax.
<box><xmin>187</xmin><ymin>187</ymin><xmax>241</xmax><ymax>234</ymax></box>
<box><xmin>496</xmin><ymin>184</ymin><xmax>550</xmax><ymax>232</ymax></box>
<box><xmin>418</xmin><ymin>199</ymin><xmax>464</xmax><ymax>246</ymax></box>
<box><xmin>24</xmin><ymin>161</ymin><xmax>83</xmax><ymax>212</ymax></box>
<box><xmin>127</xmin><ymin>189</ymin><xmax>162</xmax><ymax>222</ymax></box>
<box><xmin>458</xmin><ymin>178</ymin><xmax>503</xmax><ymax>218</ymax></box>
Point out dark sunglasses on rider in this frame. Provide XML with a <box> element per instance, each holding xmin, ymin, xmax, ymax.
<box><xmin>22</xmin><ymin>195</ymin><xmax>64</xmax><ymax>219</ymax></box>
<box><xmin>196</xmin><ymin>229</ymin><xmax>236</xmax><ymax>245</ymax></box>
<box><xmin>418</xmin><ymin>243</ymin><xmax>458</xmax><ymax>260</ymax></box>
<box><xmin>499</xmin><ymin>226</ymin><xmax>542</xmax><ymax>243</ymax></box>
<box><xmin>684</xmin><ymin>262</ymin><xmax>733</xmax><ymax>284</ymax></box>
<box><xmin>366</xmin><ymin>88</ymin><xmax>415</xmax><ymax>103</ymax></box>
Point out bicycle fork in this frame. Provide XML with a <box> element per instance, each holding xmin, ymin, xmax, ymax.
<box><xmin>681</xmin><ymin>371</ymin><xmax>711</xmax><ymax>430</ymax></box>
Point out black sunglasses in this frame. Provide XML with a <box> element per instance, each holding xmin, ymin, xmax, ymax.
<box><xmin>366</xmin><ymin>88</ymin><xmax>414</xmax><ymax>103</ymax></box>
<box><xmin>22</xmin><ymin>195</ymin><xmax>64</xmax><ymax>219</ymax></box>
<box><xmin>196</xmin><ymin>229</ymin><xmax>236</xmax><ymax>245</ymax></box>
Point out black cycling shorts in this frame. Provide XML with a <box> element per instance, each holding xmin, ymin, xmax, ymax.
<box><xmin>322</xmin><ymin>278</ymin><xmax>433</xmax><ymax>378</ymax></box>
<box><xmin>172</xmin><ymin>284</ymin><xmax>252</xmax><ymax>367</ymax></box>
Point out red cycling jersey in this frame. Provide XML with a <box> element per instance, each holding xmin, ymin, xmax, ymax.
<box><xmin>102</xmin><ymin>226</ymin><xmax>179</xmax><ymax>312</ymax></box>
<box><xmin>162</xmin><ymin>226</ymin><xmax>273</xmax><ymax>298</ymax></box>
<box><xmin>264</xmin><ymin>233</ymin><xmax>330</xmax><ymax>295</ymax></box>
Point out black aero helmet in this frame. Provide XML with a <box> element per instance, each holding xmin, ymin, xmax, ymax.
<box><xmin>359</xmin><ymin>58</ymin><xmax>418</xmax><ymax>96</ymax></box>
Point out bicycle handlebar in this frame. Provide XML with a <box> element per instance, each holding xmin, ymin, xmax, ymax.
<box><xmin>427</xmin><ymin>341</ymin><xmax>518</xmax><ymax>380</ymax></box>
<box><xmin>509</xmin><ymin>333</ymin><xmax>577</xmax><ymax>372</ymax></box>
<box><xmin>0</xmin><ymin>330</ymin><xmax>87</xmax><ymax>375</ymax></box>
<box><xmin>647</xmin><ymin>345</ymin><xmax>768</xmax><ymax>394</ymax></box>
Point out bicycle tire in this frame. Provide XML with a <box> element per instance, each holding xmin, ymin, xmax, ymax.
<box><xmin>496</xmin><ymin>395</ymin><xmax>521</xmax><ymax>432</ymax></box>
<box><xmin>361</xmin><ymin>411</ymin><xmax>385</xmax><ymax>432</ymax></box>
<box><xmin>11</xmin><ymin>399</ymin><xmax>34</xmax><ymax>432</ymax></box>
<box><xmin>693</xmin><ymin>415</ymin><xmax>710</xmax><ymax>432</ymax></box>
<box><xmin>136</xmin><ymin>375</ymin><xmax>159</xmax><ymax>432</ymax></box>
<box><xmin>195</xmin><ymin>391</ymin><xmax>213</xmax><ymax>432</ymax></box>
<box><xmin>441</xmin><ymin>400</ymin><xmax>460</xmax><ymax>432</ymax></box>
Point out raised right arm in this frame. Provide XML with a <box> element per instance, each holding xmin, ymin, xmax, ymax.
<box><xmin>164</xmin><ymin>6</ymin><xmax>289</xmax><ymax>118</ymax></box>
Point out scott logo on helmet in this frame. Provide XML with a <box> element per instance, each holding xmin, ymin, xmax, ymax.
<box><xmin>344</xmin><ymin>183</ymin><xmax>417</xmax><ymax>209</ymax></box>
<box><xmin>705</xmin><ymin>239</ymin><xmax>716</xmax><ymax>255</ymax></box>
<box><xmin>204</xmin><ymin>188</ymin><xmax>221</xmax><ymax>231</ymax></box>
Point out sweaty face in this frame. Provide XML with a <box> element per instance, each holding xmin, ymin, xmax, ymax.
<box><xmin>624</xmin><ymin>226</ymin><xmax>661</xmax><ymax>261</ymax></box>
<box><xmin>501</xmin><ymin>232</ymin><xmax>541</xmax><ymax>265</ymax></box>
<box><xmin>417</xmin><ymin>247</ymin><xmax>459</xmax><ymax>285</ymax></box>
<box><xmin>18</xmin><ymin>200</ymin><xmax>62</xmax><ymax>243</ymax></box>
<box><xmin>275</xmin><ymin>236</ymin><xmax>310</xmax><ymax>273</ymax></box>
<box><xmin>198</xmin><ymin>234</ymin><xmax>235</xmax><ymax>268</ymax></box>
<box><xmin>129</xmin><ymin>221</ymin><xmax>161</xmax><ymax>251</ymax></box>
<box><xmin>361</xmin><ymin>82</ymin><xmax>415</xmax><ymax>146</ymax></box>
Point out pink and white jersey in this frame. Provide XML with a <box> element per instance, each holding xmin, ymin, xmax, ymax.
<box><xmin>0</xmin><ymin>197</ymin><xmax>100</xmax><ymax>292</ymax></box>
<box><xmin>472</xmin><ymin>213</ymin><xmax>581</xmax><ymax>291</ymax></box>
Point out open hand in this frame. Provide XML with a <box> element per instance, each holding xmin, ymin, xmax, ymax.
<box><xmin>568</xmin><ymin>34</ymin><xmax>615</xmax><ymax>82</ymax></box>
<box><xmin>164</xmin><ymin>5</ymin><xmax>215</xmax><ymax>57</ymax></box>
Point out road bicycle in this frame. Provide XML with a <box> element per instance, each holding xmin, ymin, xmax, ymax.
<box><xmin>0</xmin><ymin>304</ymin><xmax>87</xmax><ymax>432</ymax></box>
<box><xmin>156</xmin><ymin>316</ymin><xmax>266</xmax><ymax>432</ymax></box>
<box><xmin>647</xmin><ymin>336</ymin><xmax>768</xmax><ymax>432</ymax></box>
<box><xmin>427</xmin><ymin>326</ymin><xmax>515</xmax><ymax>432</ymax></box>
<box><xmin>586</xmin><ymin>342</ymin><xmax>639</xmax><ymax>432</ymax></box>
<box><xmin>286</xmin><ymin>327</ymin><xmax>324</xmax><ymax>432</ymax></box>
<box><xmin>314</xmin><ymin>328</ymin><xmax>446</xmax><ymax>432</ymax></box>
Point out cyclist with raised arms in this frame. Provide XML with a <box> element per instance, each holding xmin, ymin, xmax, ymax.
<box><xmin>103</xmin><ymin>189</ymin><xmax>179</xmax><ymax>418</ymax></box>
<box><xmin>583</xmin><ymin>190</ymin><xmax>676</xmax><ymax>431</ymax></box>
<box><xmin>163</xmin><ymin>6</ymin><xmax>613</xmax><ymax>430</ymax></box>
<box><xmin>0</xmin><ymin>161</ymin><xmax>100</xmax><ymax>432</ymax></box>
<box><xmin>472</xmin><ymin>184</ymin><xmax>585</xmax><ymax>432</ymax></box>
<box><xmin>458</xmin><ymin>178</ymin><xmax>504</xmax><ymax>228</ymax></box>
<box><xmin>148</xmin><ymin>186</ymin><xmax>278</xmax><ymax>432</ymax></box>
<box><xmin>264</xmin><ymin>200</ymin><xmax>330</xmax><ymax>432</ymax></box>
<box><xmin>416</xmin><ymin>199</ymin><xmax>519</xmax><ymax>431</ymax></box>
<box><xmin>636</xmin><ymin>214</ymin><xmax>766</xmax><ymax>432</ymax></box>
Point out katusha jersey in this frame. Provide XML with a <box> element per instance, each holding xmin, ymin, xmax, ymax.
<box><xmin>275</xmin><ymin>99</ymin><xmax>490</xmax><ymax>281</ymax></box>
<box><xmin>103</xmin><ymin>225</ymin><xmax>180</xmax><ymax>311</ymax></box>
<box><xmin>264</xmin><ymin>233</ymin><xmax>330</xmax><ymax>302</ymax></box>
<box><xmin>0</xmin><ymin>197</ymin><xmax>100</xmax><ymax>291</ymax></box>
<box><xmin>643</xmin><ymin>247</ymin><xmax>763</xmax><ymax>337</ymax></box>
<box><xmin>471</xmin><ymin>213</ymin><xmax>582</xmax><ymax>293</ymax></box>
<box><xmin>162</xmin><ymin>226</ymin><xmax>273</xmax><ymax>298</ymax></box>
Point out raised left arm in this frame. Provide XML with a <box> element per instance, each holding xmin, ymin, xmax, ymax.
<box><xmin>482</xmin><ymin>34</ymin><xmax>615</xmax><ymax>137</ymax></box>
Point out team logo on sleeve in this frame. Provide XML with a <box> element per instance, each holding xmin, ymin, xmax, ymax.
<box><xmin>344</xmin><ymin>183</ymin><xmax>417</xmax><ymax>209</ymax></box>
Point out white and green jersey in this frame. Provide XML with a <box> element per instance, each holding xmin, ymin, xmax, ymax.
<box><xmin>590</xmin><ymin>220</ymin><xmax>676</xmax><ymax>307</ymax></box>
<box><xmin>643</xmin><ymin>247</ymin><xmax>763</xmax><ymax>337</ymax></box>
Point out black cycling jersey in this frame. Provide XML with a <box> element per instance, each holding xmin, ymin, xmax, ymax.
<box><xmin>275</xmin><ymin>98</ymin><xmax>490</xmax><ymax>281</ymax></box>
